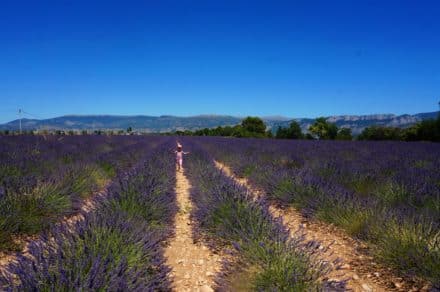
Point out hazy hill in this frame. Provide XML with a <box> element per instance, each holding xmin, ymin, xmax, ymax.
<box><xmin>0</xmin><ymin>115</ymin><xmax>242</xmax><ymax>132</ymax></box>
<box><xmin>1</xmin><ymin>112</ymin><xmax>438</xmax><ymax>134</ymax></box>
<box><xmin>270</xmin><ymin>112</ymin><xmax>439</xmax><ymax>134</ymax></box>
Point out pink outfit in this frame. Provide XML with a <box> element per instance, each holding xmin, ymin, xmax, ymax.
<box><xmin>176</xmin><ymin>151</ymin><xmax>183</xmax><ymax>164</ymax></box>
<box><xmin>175</xmin><ymin>144</ymin><xmax>188</xmax><ymax>169</ymax></box>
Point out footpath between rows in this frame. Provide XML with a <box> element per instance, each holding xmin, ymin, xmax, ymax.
<box><xmin>214</xmin><ymin>160</ymin><xmax>430</xmax><ymax>292</ymax></box>
<box><xmin>164</xmin><ymin>168</ymin><xmax>222</xmax><ymax>292</ymax></box>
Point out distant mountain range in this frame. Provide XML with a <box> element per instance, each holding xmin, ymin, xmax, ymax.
<box><xmin>271</xmin><ymin>112</ymin><xmax>439</xmax><ymax>134</ymax></box>
<box><xmin>1</xmin><ymin>112</ymin><xmax>438</xmax><ymax>134</ymax></box>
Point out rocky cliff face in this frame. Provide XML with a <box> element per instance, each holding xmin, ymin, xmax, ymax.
<box><xmin>269</xmin><ymin>112</ymin><xmax>439</xmax><ymax>135</ymax></box>
<box><xmin>327</xmin><ymin>114</ymin><xmax>396</xmax><ymax>122</ymax></box>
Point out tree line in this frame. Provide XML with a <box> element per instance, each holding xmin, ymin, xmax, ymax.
<box><xmin>358</xmin><ymin>117</ymin><xmax>440</xmax><ymax>141</ymax></box>
<box><xmin>2</xmin><ymin>114</ymin><xmax>439</xmax><ymax>142</ymax></box>
<box><xmin>171</xmin><ymin>114</ymin><xmax>440</xmax><ymax>142</ymax></box>
<box><xmin>172</xmin><ymin>117</ymin><xmax>273</xmax><ymax>138</ymax></box>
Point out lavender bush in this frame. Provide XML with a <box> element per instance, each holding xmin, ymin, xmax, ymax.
<box><xmin>0</xmin><ymin>140</ymin><xmax>177</xmax><ymax>290</ymax></box>
<box><xmin>0</xmin><ymin>136</ymin><xmax>167</xmax><ymax>251</ymax></box>
<box><xmin>183</xmin><ymin>139</ymin><xmax>337</xmax><ymax>291</ymax></box>
<box><xmin>196</xmin><ymin>137</ymin><xmax>440</xmax><ymax>287</ymax></box>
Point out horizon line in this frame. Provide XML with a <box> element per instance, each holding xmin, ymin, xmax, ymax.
<box><xmin>3</xmin><ymin>110</ymin><xmax>439</xmax><ymax>125</ymax></box>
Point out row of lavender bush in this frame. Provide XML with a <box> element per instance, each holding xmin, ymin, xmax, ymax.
<box><xmin>198</xmin><ymin>137</ymin><xmax>440</xmax><ymax>287</ymax></box>
<box><xmin>0</xmin><ymin>136</ymin><xmax>162</xmax><ymax>251</ymax></box>
<box><xmin>183</xmin><ymin>138</ymin><xmax>341</xmax><ymax>291</ymax></box>
<box><xmin>0</xmin><ymin>139</ymin><xmax>177</xmax><ymax>290</ymax></box>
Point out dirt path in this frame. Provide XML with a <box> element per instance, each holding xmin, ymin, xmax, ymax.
<box><xmin>164</xmin><ymin>168</ymin><xmax>222</xmax><ymax>292</ymax></box>
<box><xmin>214</xmin><ymin>161</ymin><xmax>430</xmax><ymax>292</ymax></box>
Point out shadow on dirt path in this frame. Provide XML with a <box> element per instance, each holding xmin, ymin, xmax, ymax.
<box><xmin>214</xmin><ymin>160</ymin><xmax>431</xmax><ymax>292</ymax></box>
<box><xmin>164</xmin><ymin>168</ymin><xmax>222</xmax><ymax>292</ymax></box>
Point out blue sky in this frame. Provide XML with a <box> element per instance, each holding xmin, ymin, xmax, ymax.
<box><xmin>1</xmin><ymin>0</ymin><xmax>439</xmax><ymax>123</ymax></box>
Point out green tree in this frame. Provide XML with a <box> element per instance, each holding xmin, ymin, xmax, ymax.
<box><xmin>127</xmin><ymin>126</ymin><xmax>133</xmax><ymax>133</ymax></box>
<box><xmin>402</xmin><ymin>124</ymin><xmax>420</xmax><ymax>141</ymax></box>
<box><xmin>232</xmin><ymin>125</ymin><xmax>245</xmax><ymax>137</ymax></box>
<box><xmin>305</xmin><ymin>133</ymin><xmax>315</xmax><ymax>140</ymax></box>
<box><xmin>275</xmin><ymin>126</ymin><xmax>289</xmax><ymax>139</ymax></box>
<box><xmin>276</xmin><ymin>121</ymin><xmax>303</xmax><ymax>139</ymax></box>
<box><xmin>175</xmin><ymin>130</ymin><xmax>185</xmax><ymax>136</ymax></box>
<box><xmin>266</xmin><ymin>129</ymin><xmax>273</xmax><ymax>138</ymax></box>
<box><xmin>358</xmin><ymin>126</ymin><xmax>402</xmax><ymax>140</ymax></box>
<box><xmin>241</xmin><ymin>117</ymin><xmax>267</xmax><ymax>135</ymax></box>
<box><xmin>309</xmin><ymin>117</ymin><xmax>338</xmax><ymax>140</ymax></box>
<box><xmin>221</xmin><ymin>126</ymin><xmax>234</xmax><ymax>136</ymax></box>
<box><xmin>416</xmin><ymin>119</ymin><xmax>440</xmax><ymax>141</ymax></box>
<box><xmin>336</xmin><ymin>128</ymin><xmax>352</xmax><ymax>140</ymax></box>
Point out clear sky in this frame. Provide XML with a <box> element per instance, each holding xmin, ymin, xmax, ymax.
<box><xmin>1</xmin><ymin>0</ymin><xmax>439</xmax><ymax>123</ymax></box>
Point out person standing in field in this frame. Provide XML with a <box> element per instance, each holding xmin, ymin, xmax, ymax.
<box><xmin>175</xmin><ymin>142</ymin><xmax>189</xmax><ymax>171</ymax></box>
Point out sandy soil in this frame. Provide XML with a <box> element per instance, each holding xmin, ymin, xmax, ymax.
<box><xmin>214</xmin><ymin>161</ymin><xmax>431</xmax><ymax>292</ymax></box>
<box><xmin>164</xmin><ymin>168</ymin><xmax>222</xmax><ymax>292</ymax></box>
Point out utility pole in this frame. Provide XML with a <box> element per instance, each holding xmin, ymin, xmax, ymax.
<box><xmin>19</xmin><ymin>108</ymin><xmax>22</xmax><ymax>134</ymax></box>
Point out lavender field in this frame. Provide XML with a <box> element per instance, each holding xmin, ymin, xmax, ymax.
<box><xmin>0</xmin><ymin>136</ymin><xmax>439</xmax><ymax>290</ymax></box>
<box><xmin>191</xmin><ymin>137</ymin><xmax>440</xmax><ymax>288</ymax></box>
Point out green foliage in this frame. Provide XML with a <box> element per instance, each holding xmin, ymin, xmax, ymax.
<box><xmin>70</xmin><ymin>218</ymin><xmax>146</xmax><ymax>271</ymax></box>
<box><xmin>243</xmin><ymin>165</ymin><xmax>256</xmax><ymax>177</ymax></box>
<box><xmin>359</xmin><ymin>115</ymin><xmax>440</xmax><ymax>141</ymax></box>
<box><xmin>414</xmin><ymin>118</ymin><xmax>440</xmax><ymax>141</ymax></box>
<box><xmin>271</xmin><ymin>178</ymin><xmax>295</xmax><ymax>203</ymax></box>
<box><xmin>204</xmin><ymin>189</ymin><xmax>321</xmax><ymax>291</ymax></box>
<box><xmin>358</xmin><ymin>126</ymin><xmax>403</xmax><ymax>141</ymax></box>
<box><xmin>187</xmin><ymin>152</ymin><xmax>324</xmax><ymax>290</ymax></box>
<box><xmin>99</xmin><ymin>161</ymin><xmax>116</xmax><ymax>178</ymax></box>
<box><xmin>308</xmin><ymin>117</ymin><xmax>338</xmax><ymax>140</ymax></box>
<box><xmin>316</xmin><ymin>203</ymin><xmax>376</xmax><ymax>239</ymax></box>
<box><xmin>20</xmin><ymin>210</ymin><xmax>162</xmax><ymax>291</ymax></box>
<box><xmin>176</xmin><ymin>116</ymin><xmax>271</xmax><ymax>138</ymax></box>
<box><xmin>241</xmin><ymin>117</ymin><xmax>267</xmax><ymax>134</ymax></box>
<box><xmin>67</xmin><ymin>165</ymin><xmax>108</xmax><ymax>198</ymax></box>
<box><xmin>374</xmin><ymin>182</ymin><xmax>409</xmax><ymax>205</ymax></box>
<box><xmin>0</xmin><ymin>165</ymin><xmax>109</xmax><ymax>251</ymax></box>
<box><xmin>275</xmin><ymin>121</ymin><xmax>304</xmax><ymax>139</ymax></box>
<box><xmin>242</xmin><ymin>241</ymin><xmax>318</xmax><ymax>291</ymax></box>
<box><xmin>336</xmin><ymin>127</ymin><xmax>352</xmax><ymax>140</ymax></box>
<box><xmin>0</xmin><ymin>183</ymin><xmax>70</xmax><ymax>250</ymax></box>
<box><xmin>345</xmin><ymin>175</ymin><xmax>377</xmax><ymax>195</ymax></box>
<box><xmin>268</xmin><ymin>171</ymin><xmax>440</xmax><ymax>286</ymax></box>
<box><xmin>305</xmin><ymin>133</ymin><xmax>315</xmax><ymax>140</ymax></box>
<box><xmin>375</xmin><ymin>220</ymin><xmax>440</xmax><ymax>286</ymax></box>
<box><xmin>107</xmin><ymin>179</ymin><xmax>169</xmax><ymax>229</ymax></box>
